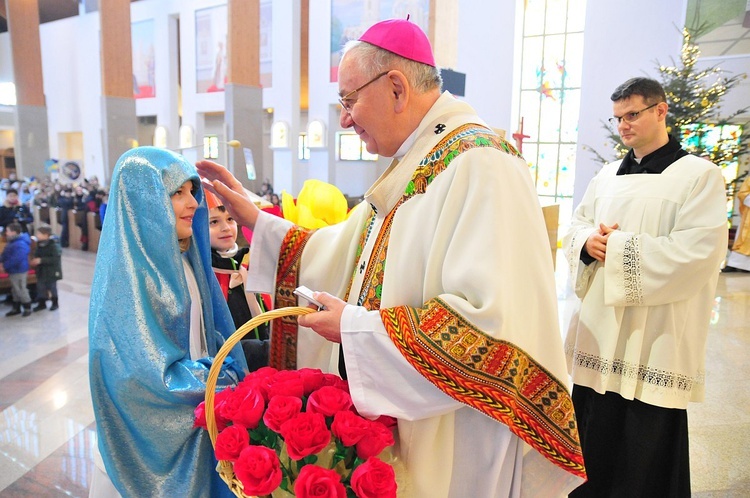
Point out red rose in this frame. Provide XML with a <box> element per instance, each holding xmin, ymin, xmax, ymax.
<box><xmin>220</xmin><ymin>387</ymin><xmax>266</xmax><ymax>429</ymax></box>
<box><xmin>213</xmin><ymin>387</ymin><xmax>235</xmax><ymax>431</ymax></box>
<box><xmin>307</xmin><ymin>386</ymin><xmax>353</xmax><ymax>418</ymax></box>
<box><xmin>263</xmin><ymin>395</ymin><xmax>303</xmax><ymax>432</ymax></box>
<box><xmin>193</xmin><ymin>401</ymin><xmax>207</xmax><ymax>429</ymax></box>
<box><xmin>321</xmin><ymin>373</ymin><xmax>349</xmax><ymax>392</ymax></box>
<box><xmin>237</xmin><ymin>366</ymin><xmax>279</xmax><ymax>400</ymax></box>
<box><xmin>350</xmin><ymin>457</ymin><xmax>397</xmax><ymax>498</ymax></box>
<box><xmin>214</xmin><ymin>424</ymin><xmax>249</xmax><ymax>461</ymax></box>
<box><xmin>298</xmin><ymin>368</ymin><xmax>325</xmax><ymax>395</ymax></box>
<box><xmin>253</xmin><ymin>366</ymin><xmax>280</xmax><ymax>379</ymax></box>
<box><xmin>218</xmin><ymin>388</ymin><xmax>243</xmax><ymax>420</ymax></box>
<box><xmin>232</xmin><ymin>379</ymin><xmax>258</xmax><ymax>398</ymax></box>
<box><xmin>234</xmin><ymin>445</ymin><xmax>283</xmax><ymax>496</ymax></box>
<box><xmin>267</xmin><ymin>370</ymin><xmax>305</xmax><ymax>399</ymax></box>
<box><xmin>293</xmin><ymin>465</ymin><xmax>346</xmax><ymax>498</ymax></box>
<box><xmin>331</xmin><ymin>410</ymin><xmax>371</xmax><ymax>446</ymax></box>
<box><xmin>280</xmin><ymin>412</ymin><xmax>331</xmax><ymax>460</ymax></box>
<box><xmin>356</xmin><ymin>421</ymin><xmax>395</xmax><ymax>459</ymax></box>
<box><xmin>234</xmin><ymin>388</ymin><xmax>267</xmax><ymax>429</ymax></box>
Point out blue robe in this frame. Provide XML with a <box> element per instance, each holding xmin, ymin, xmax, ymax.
<box><xmin>89</xmin><ymin>147</ymin><xmax>247</xmax><ymax>497</ymax></box>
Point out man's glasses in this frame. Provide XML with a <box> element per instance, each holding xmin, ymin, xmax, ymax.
<box><xmin>338</xmin><ymin>71</ymin><xmax>389</xmax><ymax>112</ymax></box>
<box><xmin>608</xmin><ymin>103</ymin><xmax>659</xmax><ymax>127</ymax></box>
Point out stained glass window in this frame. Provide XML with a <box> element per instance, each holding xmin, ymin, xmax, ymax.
<box><xmin>516</xmin><ymin>0</ymin><xmax>587</xmax><ymax>231</ymax></box>
<box><xmin>203</xmin><ymin>135</ymin><xmax>218</xmax><ymax>159</ymax></box>
<box><xmin>682</xmin><ymin>123</ymin><xmax>744</xmax><ymax>219</ymax></box>
<box><xmin>298</xmin><ymin>134</ymin><xmax>310</xmax><ymax>161</ymax></box>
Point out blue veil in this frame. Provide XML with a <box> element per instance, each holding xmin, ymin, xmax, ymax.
<box><xmin>89</xmin><ymin>147</ymin><xmax>247</xmax><ymax>497</ymax></box>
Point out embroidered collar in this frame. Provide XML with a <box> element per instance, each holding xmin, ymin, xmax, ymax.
<box><xmin>364</xmin><ymin>92</ymin><xmax>482</xmax><ymax>214</ymax></box>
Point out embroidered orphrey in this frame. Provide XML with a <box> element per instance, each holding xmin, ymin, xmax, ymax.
<box><xmin>381</xmin><ymin>300</ymin><xmax>586</xmax><ymax>478</ymax></box>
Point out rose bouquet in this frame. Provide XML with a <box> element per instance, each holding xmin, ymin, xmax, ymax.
<box><xmin>195</xmin><ymin>366</ymin><xmax>399</xmax><ymax>498</ymax></box>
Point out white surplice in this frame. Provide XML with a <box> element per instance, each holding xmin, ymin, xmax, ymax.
<box><xmin>248</xmin><ymin>92</ymin><xmax>584</xmax><ymax>497</ymax></box>
<box><xmin>564</xmin><ymin>155</ymin><xmax>727</xmax><ymax>409</ymax></box>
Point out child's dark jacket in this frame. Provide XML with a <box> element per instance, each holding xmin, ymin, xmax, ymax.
<box><xmin>35</xmin><ymin>236</ymin><xmax>63</xmax><ymax>282</ymax></box>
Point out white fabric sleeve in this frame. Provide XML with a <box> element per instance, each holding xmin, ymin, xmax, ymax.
<box><xmin>339</xmin><ymin>304</ymin><xmax>462</xmax><ymax>421</ymax></box>
<box><xmin>245</xmin><ymin>211</ymin><xmax>293</xmax><ymax>294</ymax></box>
<box><xmin>563</xmin><ymin>174</ymin><xmax>601</xmax><ymax>298</ymax></box>
<box><xmin>604</xmin><ymin>167</ymin><xmax>727</xmax><ymax>307</ymax></box>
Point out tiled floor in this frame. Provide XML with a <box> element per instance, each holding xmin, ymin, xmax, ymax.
<box><xmin>0</xmin><ymin>248</ymin><xmax>748</xmax><ymax>497</ymax></box>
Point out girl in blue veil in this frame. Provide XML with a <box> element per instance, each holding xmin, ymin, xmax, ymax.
<box><xmin>89</xmin><ymin>147</ymin><xmax>247</xmax><ymax>497</ymax></box>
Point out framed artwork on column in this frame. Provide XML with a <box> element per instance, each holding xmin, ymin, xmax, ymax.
<box><xmin>132</xmin><ymin>20</ymin><xmax>155</xmax><ymax>99</ymax></box>
<box><xmin>196</xmin><ymin>5</ymin><xmax>228</xmax><ymax>93</ymax></box>
<box><xmin>260</xmin><ymin>0</ymin><xmax>273</xmax><ymax>88</ymax></box>
<box><xmin>329</xmin><ymin>0</ymin><xmax>429</xmax><ymax>82</ymax></box>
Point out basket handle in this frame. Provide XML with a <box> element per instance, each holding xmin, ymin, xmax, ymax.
<box><xmin>204</xmin><ymin>306</ymin><xmax>316</xmax><ymax>445</ymax></box>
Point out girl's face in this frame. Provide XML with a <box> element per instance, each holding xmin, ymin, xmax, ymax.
<box><xmin>171</xmin><ymin>180</ymin><xmax>198</xmax><ymax>240</ymax></box>
<box><xmin>208</xmin><ymin>207</ymin><xmax>238</xmax><ymax>251</ymax></box>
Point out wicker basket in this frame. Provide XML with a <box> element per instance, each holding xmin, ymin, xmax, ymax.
<box><xmin>204</xmin><ymin>306</ymin><xmax>316</xmax><ymax>498</ymax></box>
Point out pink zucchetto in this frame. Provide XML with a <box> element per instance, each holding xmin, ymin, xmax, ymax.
<box><xmin>358</xmin><ymin>18</ymin><xmax>436</xmax><ymax>67</ymax></box>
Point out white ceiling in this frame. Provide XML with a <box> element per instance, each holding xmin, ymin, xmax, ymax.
<box><xmin>696</xmin><ymin>12</ymin><xmax>750</xmax><ymax>57</ymax></box>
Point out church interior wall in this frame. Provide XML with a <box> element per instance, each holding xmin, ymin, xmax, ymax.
<box><xmin>454</xmin><ymin>0</ymin><xmax>517</xmax><ymax>134</ymax></box>
<box><xmin>28</xmin><ymin>8</ymin><xmax>104</xmax><ymax>179</ymax></box>
<box><xmin>74</xmin><ymin>12</ymin><xmax>104</xmax><ymax>181</ymax></box>
<box><xmin>306</xmin><ymin>0</ymin><xmax>390</xmax><ymax>198</ymax></box>
<box><xmin>39</xmin><ymin>18</ymin><xmax>85</xmax><ymax>168</ymax></box>
<box><xmin>573</xmin><ymin>0</ymin><xmax>689</xmax><ymax>206</ymax></box>
<box><xmin>0</xmin><ymin>32</ymin><xmax>11</xmax><ymax>81</ymax></box>
<box><xmin>0</xmin><ymin>129</ymin><xmax>14</xmax><ymax>149</ymax></box>
<box><xmin>0</xmin><ymin>0</ymin><xmax>748</xmax><ymax>201</ymax></box>
<box><xmin>264</xmin><ymin>0</ymin><xmax>301</xmax><ymax>195</ymax></box>
<box><xmin>696</xmin><ymin>53</ymin><xmax>750</xmax><ymax>132</ymax></box>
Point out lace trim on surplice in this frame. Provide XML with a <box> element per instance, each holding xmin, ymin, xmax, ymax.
<box><xmin>623</xmin><ymin>234</ymin><xmax>643</xmax><ymax>305</ymax></box>
<box><xmin>567</xmin><ymin>231</ymin><xmax>583</xmax><ymax>276</ymax></box>
<box><xmin>567</xmin><ymin>346</ymin><xmax>704</xmax><ymax>393</ymax></box>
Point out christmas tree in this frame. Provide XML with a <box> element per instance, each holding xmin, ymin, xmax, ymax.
<box><xmin>589</xmin><ymin>26</ymin><xmax>749</xmax><ymax>191</ymax></box>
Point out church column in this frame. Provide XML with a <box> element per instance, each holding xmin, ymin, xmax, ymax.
<box><xmin>6</xmin><ymin>0</ymin><xmax>50</xmax><ymax>179</ymax></box>
<box><xmin>269</xmin><ymin>0</ymin><xmax>301</xmax><ymax>194</ymax></box>
<box><xmin>99</xmin><ymin>0</ymin><xmax>137</xmax><ymax>185</ymax></box>
<box><xmin>225</xmin><ymin>0</ymin><xmax>264</xmax><ymax>192</ymax></box>
<box><xmin>430</xmin><ymin>0</ymin><xmax>459</xmax><ymax>69</ymax></box>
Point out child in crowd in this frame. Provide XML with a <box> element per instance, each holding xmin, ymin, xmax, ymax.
<box><xmin>98</xmin><ymin>190</ymin><xmax>108</xmax><ymax>228</ymax></box>
<box><xmin>88</xmin><ymin>147</ymin><xmax>247</xmax><ymax>497</ymax></box>
<box><xmin>31</xmin><ymin>223</ymin><xmax>62</xmax><ymax>311</ymax></box>
<box><xmin>206</xmin><ymin>190</ymin><xmax>271</xmax><ymax>371</ymax></box>
<box><xmin>1</xmin><ymin>222</ymin><xmax>32</xmax><ymax>317</ymax></box>
<box><xmin>0</xmin><ymin>188</ymin><xmax>34</xmax><ymax>233</ymax></box>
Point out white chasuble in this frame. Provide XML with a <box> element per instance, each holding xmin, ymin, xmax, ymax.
<box><xmin>248</xmin><ymin>92</ymin><xmax>585</xmax><ymax>497</ymax></box>
<box><xmin>564</xmin><ymin>155</ymin><xmax>727</xmax><ymax>409</ymax></box>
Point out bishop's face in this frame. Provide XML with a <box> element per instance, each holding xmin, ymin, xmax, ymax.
<box><xmin>338</xmin><ymin>56</ymin><xmax>401</xmax><ymax>158</ymax></box>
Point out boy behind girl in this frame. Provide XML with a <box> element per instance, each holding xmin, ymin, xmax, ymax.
<box><xmin>31</xmin><ymin>223</ymin><xmax>62</xmax><ymax>311</ymax></box>
<box><xmin>206</xmin><ymin>190</ymin><xmax>270</xmax><ymax>371</ymax></box>
<box><xmin>1</xmin><ymin>222</ymin><xmax>32</xmax><ymax>317</ymax></box>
